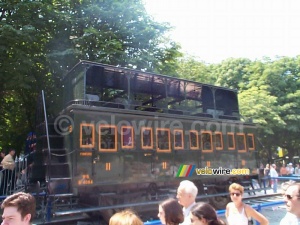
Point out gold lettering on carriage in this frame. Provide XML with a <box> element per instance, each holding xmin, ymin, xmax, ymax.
<box><xmin>195</xmin><ymin>167</ymin><xmax>250</xmax><ymax>175</ymax></box>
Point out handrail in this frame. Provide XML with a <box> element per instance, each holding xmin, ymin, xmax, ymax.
<box><xmin>41</xmin><ymin>90</ymin><xmax>52</xmax><ymax>181</ymax></box>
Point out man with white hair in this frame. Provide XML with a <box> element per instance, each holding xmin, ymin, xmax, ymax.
<box><xmin>176</xmin><ymin>180</ymin><xmax>198</xmax><ymax>225</ymax></box>
<box><xmin>270</xmin><ymin>164</ymin><xmax>278</xmax><ymax>193</ymax></box>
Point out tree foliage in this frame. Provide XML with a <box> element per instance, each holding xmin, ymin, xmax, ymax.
<box><xmin>0</xmin><ymin>0</ymin><xmax>182</xmax><ymax>153</ymax></box>
<box><xmin>177</xmin><ymin>56</ymin><xmax>300</xmax><ymax>162</ymax></box>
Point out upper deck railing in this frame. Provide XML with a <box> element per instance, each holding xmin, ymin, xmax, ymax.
<box><xmin>62</xmin><ymin>61</ymin><xmax>241</xmax><ymax>120</ymax></box>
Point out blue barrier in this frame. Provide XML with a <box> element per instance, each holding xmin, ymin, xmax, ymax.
<box><xmin>275</xmin><ymin>176</ymin><xmax>300</xmax><ymax>180</ymax></box>
<box><xmin>144</xmin><ymin>200</ymin><xmax>285</xmax><ymax>225</ymax></box>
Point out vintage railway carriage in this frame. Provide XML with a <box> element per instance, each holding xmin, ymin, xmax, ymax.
<box><xmin>31</xmin><ymin>60</ymin><xmax>258</xmax><ymax>222</ymax></box>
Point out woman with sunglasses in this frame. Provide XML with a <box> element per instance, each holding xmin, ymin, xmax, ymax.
<box><xmin>225</xmin><ymin>183</ymin><xmax>269</xmax><ymax>225</ymax></box>
<box><xmin>189</xmin><ymin>202</ymin><xmax>225</xmax><ymax>225</ymax></box>
<box><xmin>158</xmin><ymin>198</ymin><xmax>184</xmax><ymax>225</ymax></box>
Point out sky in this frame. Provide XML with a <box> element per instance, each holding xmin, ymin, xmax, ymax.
<box><xmin>143</xmin><ymin>0</ymin><xmax>300</xmax><ymax>64</ymax></box>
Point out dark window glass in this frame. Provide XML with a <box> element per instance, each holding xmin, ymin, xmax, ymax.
<box><xmin>100</xmin><ymin>126</ymin><xmax>116</xmax><ymax>151</ymax></box>
<box><xmin>157</xmin><ymin>129</ymin><xmax>170</xmax><ymax>151</ymax></box>
<box><xmin>190</xmin><ymin>131</ymin><xmax>198</xmax><ymax>149</ymax></box>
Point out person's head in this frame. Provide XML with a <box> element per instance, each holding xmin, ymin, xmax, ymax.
<box><xmin>228</xmin><ymin>183</ymin><xmax>244</xmax><ymax>202</ymax></box>
<box><xmin>190</xmin><ymin>202</ymin><xmax>225</xmax><ymax>225</ymax></box>
<box><xmin>272</xmin><ymin>164</ymin><xmax>276</xmax><ymax>169</ymax></box>
<box><xmin>266</xmin><ymin>164</ymin><xmax>269</xmax><ymax>168</ymax></box>
<box><xmin>158</xmin><ymin>198</ymin><xmax>184</xmax><ymax>225</ymax></box>
<box><xmin>284</xmin><ymin>183</ymin><xmax>300</xmax><ymax>218</ymax></box>
<box><xmin>177</xmin><ymin>180</ymin><xmax>198</xmax><ymax>207</ymax></box>
<box><xmin>0</xmin><ymin>151</ymin><xmax>5</xmax><ymax>158</ymax></box>
<box><xmin>8</xmin><ymin>149</ymin><xmax>16</xmax><ymax>156</ymax></box>
<box><xmin>1</xmin><ymin>192</ymin><xmax>36</xmax><ymax>225</ymax></box>
<box><xmin>281</xmin><ymin>181</ymin><xmax>295</xmax><ymax>195</ymax></box>
<box><xmin>109</xmin><ymin>209</ymin><xmax>143</xmax><ymax>225</ymax></box>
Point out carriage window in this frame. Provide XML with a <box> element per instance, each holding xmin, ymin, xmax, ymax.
<box><xmin>201</xmin><ymin>131</ymin><xmax>213</xmax><ymax>152</ymax></box>
<box><xmin>247</xmin><ymin>133</ymin><xmax>255</xmax><ymax>150</ymax></box>
<box><xmin>215</xmin><ymin>132</ymin><xmax>223</xmax><ymax>150</ymax></box>
<box><xmin>80</xmin><ymin>123</ymin><xmax>95</xmax><ymax>148</ymax></box>
<box><xmin>237</xmin><ymin>133</ymin><xmax>246</xmax><ymax>152</ymax></box>
<box><xmin>189</xmin><ymin>130</ymin><xmax>199</xmax><ymax>149</ymax></box>
<box><xmin>141</xmin><ymin>127</ymin><xmax>153</xmax><ymax>149</ymax></box>
<box><xmin>121</xmin><ymin>126</ymin><xmax>134</xmax><ymax>149</ymax></box>
<box><xmin>227</xmin><ymin>133</ymin><xmax>235</xmax><ymax>150</ymax></box>
<box><xmin>156</xmin><ymin>128</ymin><xmax>171</xmax><ymax>152</ymax></box>
<box><xmin>99</xmin><ymin>125</ymin><xmax>117</xmax><ymax>152</ymax></box>
<box><xmin>174</xmin><ymin>129</ymin><xmax>184</xmax><ymax>150</ymax></box>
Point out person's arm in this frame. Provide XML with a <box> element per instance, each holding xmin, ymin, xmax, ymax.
<box><xmin>246</xmin><ymin>205</ymin><xmax>269</xmax><ymax>225</ymax></box>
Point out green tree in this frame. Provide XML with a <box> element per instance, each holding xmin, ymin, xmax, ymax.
<box><xmin>213</xmin><ymin>58</ymin><xmax>252</xmax><ymax>89</ymax></box>
<box><xmin>176</xmin><ymin>56</ymin><xmax>215</xmax><ymax>84</ymax></box>
<box><xmin>0</xmin><ymin>0</ymin><xmax>182</xmax><ymax>153</ymax></box>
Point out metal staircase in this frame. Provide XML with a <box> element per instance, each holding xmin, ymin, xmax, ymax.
<box><xmin>32</xmin><ymin>91</ymin><xmax>80</xmax><ymax>223</ymax></box>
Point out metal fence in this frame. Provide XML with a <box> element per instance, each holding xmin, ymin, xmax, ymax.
<box><xmin>0</xmin><ymin>154</ymin><xmax>30</xmax><ymax>198</ymax></box>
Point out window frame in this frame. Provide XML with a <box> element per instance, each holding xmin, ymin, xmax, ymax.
<box><xmin>227</xmin><ymin>132</ymin><xmax>235</xmax><ymax>150</ymax></box>
<box><xmin>99</xmin><ymin>125</ymin><xmax>117</xmax><ymax>152</ymax></box>
<box><xmin>141</xmin><ymin>127</ymin><xmax>153</xmax><ymax>149</ymax></box>
<box><xmin>247</xmin><ymin>133</ymin><xmax>255</xmax><ymax>151</ymax></box>
<box><xmin>156</xmin><ymin>128</ymin><xmax>171</xmax><ymax>152</ymax></box>
<box><xmin>80</xmin><ymin>123</ymin><xmax>95</xmax><ymax>149</ymax></box>
<box><xmin>121</xmin><ymin>126</ymin><xmax>134</xmax><ymax>149</ymax></box>
<box><xmin>237</xmin><ymin>133</ymin><xmax>247</xmax><ymax>153</ymax></box>
<box><xmin>173</xmin><ymin>129</ymin><xmax>184</xmax><ymax>150</ymax></box>
<box><xmin>201</xmin><ymin>130</ymin><xmax>213</xmax><ymax>153</ymax></box>
<box><xmin>189</xmin><ymin>130</ymin><xmax>199</xmax><ymax>150</ymax></box>
<box><xmin>215</xmin><ymin>131</ymin><xmax>223</xmax><ymax>150</ymax></box>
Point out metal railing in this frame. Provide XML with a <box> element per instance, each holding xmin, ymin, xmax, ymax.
<box><xmin>0</xmin><ymin>154</ymin><xmax>30</xmax><ymax>198</ymax></box>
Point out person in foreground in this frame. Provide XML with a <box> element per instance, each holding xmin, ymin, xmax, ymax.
<box><xmin>190</xmin><ymin>202</ymin><xmax>225</xmax><ymax>225</ymax></box>
<box><xmin>280</xmin><ymin>183</ymin><xmax>300</xmax><ymax>225</ymax></box>
<box><xmin>109</xmin><ymin>209</ymin><xmax>143</xmax><ymax>225</ymax></box>
<box><xmin>176</xmin><ymin>180</ymin><xmax>198</xmax><ymax>225</ymax></box>
<box><xmin>158</xmin><ymin>198</ymin><xmax>184</xmax><ymax>225</ymax></box>
<box><xmin>225</xmin><ymin>183</ymin><xmax>269</xmax><ymax>225</ymax></box>
<box><xmin>1</xmin><ymin>192</ymin><xmax>36</xmax><ymax>225</ymax></box>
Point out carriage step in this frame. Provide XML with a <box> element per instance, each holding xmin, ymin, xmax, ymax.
<box><xmin>48</xmin><ymin>193</ymin><xmax>75</xmax><ymax>198</ymax></box>
<box><xmin>48</xmin><ymin>177</ymin><xmax>71</xmax><ymax>181</ymax></box>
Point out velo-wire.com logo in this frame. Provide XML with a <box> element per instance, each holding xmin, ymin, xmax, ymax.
<box><xmin>176</xmin><ymin>165</ymin><xmax>250</xmax><ymax>177</ymax></box>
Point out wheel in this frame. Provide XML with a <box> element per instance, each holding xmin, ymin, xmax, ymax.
<box><xmin>147</xmin><ymin>183</ymin><xmax>158</xmax><ymax>200</ymax></box>
<box><xmin>207</xmin><ymin>186</ymin><xmax>229</xmax><ymax>210</ymax></box>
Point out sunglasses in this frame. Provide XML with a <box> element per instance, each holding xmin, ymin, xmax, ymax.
<box><xmin>284</xmin><ymin>194</ymin><xmax>300</xmax><ymax>200</ymax></box>
<box><xmin>230</xmin><ymin>192</ymin><xmax>241</xmax><ymax>197</ymax></box>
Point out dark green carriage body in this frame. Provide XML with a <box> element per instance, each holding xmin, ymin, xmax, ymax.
<box><xmin>32</xmin><ymin>61</ymin><xmax>259</xmax><ymax>222</ymax></box>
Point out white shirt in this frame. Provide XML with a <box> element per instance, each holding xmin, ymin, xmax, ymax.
<box><xmin>295</xmin><ymin>167</ymin><xmax>300</xmax><ymax>175</ymax></box>
<box><xmin>227</xmin><ymin>206</ymin><xmax>249</xmax><ymax>225</ymax></box>
<box><xmin>1</xmin><ymin>154</ymin><xmax>15</xmax><ymax>170</ymax></box>
<box><xmin>270</xmin><ymin>167</ymin><xmax>278</xmax><ymax>178</ymax></box>
<box><xmin>280</xmin><ymin>212</ymin><xmax>300</xmax><ymax>225</ymax></box>
<box><xmin>180</xmin><ymin>202</ymin><xmax>196</xmax><ymax>225</ymax></box>
<box><xmin>289</xmin><ymin>167</ymin><xmax>295</xmax><ymax>174</ymax></box>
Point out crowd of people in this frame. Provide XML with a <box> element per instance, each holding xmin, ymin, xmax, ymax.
<box><xmin>0</xmin><ymin>132</ymin><xmax>36</xmax><ymax>196</ymax></box>
<box><xmin>1</xmin><ymin>179</ymin><xmax>300</xmax><ymax>224</ymax></box>
<box><xmin>259</xmin><ymin>162</ymin><xmax>300</xmax><ymax>194</ymax></box>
